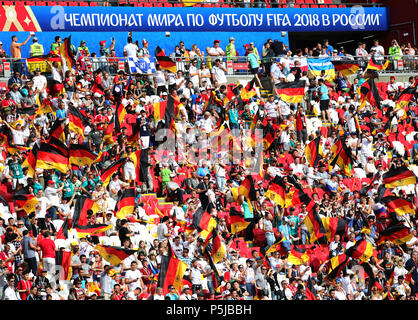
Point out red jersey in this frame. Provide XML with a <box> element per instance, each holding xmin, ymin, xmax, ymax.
<box><xmin>39</xmin><ymin>238</ymin><xmax>56</xmax><ymax>259</ymax></box>
<box><xmin>0</xmin><ymin>251</ymin><xmax>13</xmax><ymax>272</ymax></box>
<box><xmin>94</xmin><ymin>114</ymin><xmax>106</xmax><ymax>130</ymax></box>
<box><xmin>17</xmin><ymin>279</ymin><xmax>32</xmax><ymax>300</ymax></box>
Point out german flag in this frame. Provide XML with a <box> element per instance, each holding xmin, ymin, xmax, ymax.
<box><xmin>332</xmin><ymin>60</ymin><xmax>360</xmax><ymax>77</ymax></box>
<box><xmin>376</xmin><ymin>224</ymin><xmax>413</xmax><ymax>246</ymax></box>
<box><xmin>103</xmin><ymin>118</ymin><xmax>115</xmax><ymax>145</ymax></box>
<box><xmin>74</xmin><ymin>224</ymin><xmax>113</xmax><ymax>238</ymax></box>
<box><xmin>382</xmin><ymin>166</ymin><xmax>417</xmax><ymax>188</ymax></box>
<box><xmin>22</xmin><ymin>143</ymin><xmax>39</xmax><ymax>177</ymax></box>
<box><xmin>49</xmin><ymin>136</ymin><xmax>69</xmax><ymax>158</ymax></box>
<box><xmin>56</xmin><ymin>218</ymin><xmax>69</xmax><ymax>240</ymax></box>
<box><xmin>359</xmin><ymin>77</ymin><xmax>381</xmax><ymax>108</ymax></box>
<box><xmin>71</xmin><ymin>196</ymin><xmax>101</xmax><ymax>228</ymax></box>
<box><xmin>305</xmin><ymin>136</ymin><xmax>323</xmax><ymax>167</ymax></box>
<box><xmin>155</xmin><ymin>46</ymin><xmax>177</xmax><ymax>74</ymax></box>
<box><xmin>265</xmin><ymin>179</ymin><xmax>286</xmax><ymax>207</ymax></box>
<box><xmin>204</xmin><ymin>248</ymin><xmax>222</xmax><ymax>293</ymax></box>
<box><xmin>361</xmin><ymin>261</ymin><xmax>383</xmax><ymax>294</ymax></box>
<box><xmin>329</xmin><ymin>138</ymin><xmax>353</xmax><ymax>177</ymax></box>
<box><xmin>326</xmin><ymin>253</ymin><xmax>349</xmax><ymax>281</ymax></box>
<box><xmin>95</xmin><ymin>244</ymin><xmax>137</xmax><ymax>266</ymax></box>
<box><xmin>321</xmin><ymin>217</ymin><xmax>347</xmax><ymax>242</ymax></box>
<box><xmin>153</xmin><ymin>100</ymin><xmax>167</xmax><ymax>123</ymax></box>
<box><xmin>285</xmin><ymin>187</ymin><xmax>311</xmax><ymax>208</ymax></box>
<box><xmin>115</xmin><ymin>188</ymin><xmax>136</xmax><ymax>219</ymax></box>
<box><xmin>193</xmin><ymin>208</ymin><xmax>217</xmax><ymax>232</ymax></box>
<box><xmin>100</xmin><ymin>158</ymin><xmax>125</xmax><ymax>187</ymax></box>
<box><xmin>36</xmin><ymin>142</ymin><xmax>69</xmax><ymax>173</ymax></box>
<box><xmin>59</xmin><ymin>36</ymin><xmax>75</xmax><ymax>70</ymax></box>
<box><xmin>395</xmin><ymin>85</ymin><xmax>416</xmax><ymax>111</ymax></box>
<box><xmin>55</xmin><ymin>249</ymin><xmax>72</xmax><ymax>281</ymax></box>
<box><xmin>68</xmin><ymin>105</ymin><xmax>87</xmax><ymax>138</ymax></box>
<box><xmin>367</xmin><ymin>56</ymin><xmax>389</xmax><ymax>71</ymax></box>
<box><xmin>35</xmin><ymin>98</ymin><xmax>54</xmax><ymax>116</ymax></box>
<box><xmin>128</xmin><ymin>149</ymin><xmax>142</xmax><ymax>185</ymax></box>
<box><xmin>263</xmin><ymin>132</ymin><xmax>275</xmax><ymax>150</ymax></box>
<box><xmin>305</xmin><ymin>275</ymin><xmax>317</xmax><ymax>300</ymax></box>
<box><xmin>240</xmin><ymin>79</ymin><xmax>257</xmax><ymax>101</ymax></box>
<box><xmin>265</xmin><ymin>238</ymin><xmax>285</xmax><ymax>256</ymax></box>
<box><xmin>345</xmin><ymin>237</ymin><xmax>375</xmax><ymax>262</ymax></box>
<box><xmin>48</xmin><ymin>118</ymin><xmax>65</xmax><ymax>142</ymax></box>
<box><xmin>69</xmin><ymin>144</ymin><xmax>96</xmax><ymax>167</ymax></box>
<box><xmin>14</xmin><ymin>194</ymin><xmax>39</xmax><ymax>214</ymax></box>
<box><xmin>229</xmin><ymin>206</ymin><xmax>250</xmax><ymax>234</ymax></box>
<box><xmin>6</xmin><ymin>143</ymin><xmax>30</xmax><ymax>155</ymax></box>
<box><xmin>303</xmin><ymin>209</ymin><xmax>327</xmax><ymax>244</ymax></box>
<box><xmin>157</xmin><ymin>242</ymin><xmax>188</xmax><ymax>295</ymax></box>
<box><xmin>382</xmin><ymin>196</ymin><xmax>415</xmax><ymax>216</ymax></box>
<box><xmin>115</xmin><ymin>103</ymin><xmax>127</xmax><ymax>132</ymax></box>
<box><xmin>275</xmin><ymin>80</ymin><xmax>305</xmax><ymax>104</ymax></box>
<box><xmin>208</xmin><ymin>229</ymin><xmax>226</xmax><ymax>264</ymax></box>
<box><xmin>26</xmin><ymin>54</ymin><xmax>61</xmax><ymax>73</ymax></box>
<box><xmin>287</xmin><ymin>246</ymin><xmax>310</xmax><ymax>266</ymax></box>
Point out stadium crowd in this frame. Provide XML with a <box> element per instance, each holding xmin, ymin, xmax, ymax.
<box><xmin>0</xmin><ymin>33</ymin><xmax>417</xmax><ymax>302</ymax></box>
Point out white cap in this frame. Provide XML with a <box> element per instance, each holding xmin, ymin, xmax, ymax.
<box><xmin>182</xmin><ymin>285</ymin><xmax>190</xmax><ymax>290</ymax></box>
<box><xmin>170</xmin><ymin>173</ymin><xmax>176</xmax><ymax>177</ymax></box>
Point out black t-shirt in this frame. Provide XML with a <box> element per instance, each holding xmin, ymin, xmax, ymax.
<box><xmin>196</xmin><ymin>182</ymin><xmax>209</xmax><ymax>209</ymax></box>
<box><xmin>118</xmin><ymin>226</ymin><xmax>130</xmax><ymax>243</ymax></box>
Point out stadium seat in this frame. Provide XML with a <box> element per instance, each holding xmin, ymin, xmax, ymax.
<box><xmin>25</xmin><ymin>1</ymin><xmax>36</xmax><ymax>5</ymax></box>
<box><xmin>79</xmin><ymin>1</ymin><xmax>89</xmax><ymax>6</ymax></box>
<box><xmin>2</xmin><ymin>1</ymin><xmax>14</xmax><ymax>5</ymax></box>
<box><xmin>37</xmin><ymin>1</ymin><xmax>47</xmax><ymax>5</ymax></box>
<box><xmin>58</xmin><ymin>1</ymin><xmax>69</xmax><ymax>5</ymax></box>
<box><xmin>90</xmin><ymin>1</ymin><xmax>98</xmax><ymax>5</ymax></box>
<box><xmin>68</xmin><ymin>1</ymin><xmax>78</xmax><ymax>5</ymax></box>
<box><xmin>47</xmin><ymin>1</ymin><xmax>57</xmax><ymax>5</ymax></box>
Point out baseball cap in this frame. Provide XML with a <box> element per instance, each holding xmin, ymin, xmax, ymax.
<box><xmin>143</xmin><ymin>38</ymin><xmax>148</xmax><ymax>45</ymax></box>
<box><xmin>47</xmin><ymin>180</ymin><xmax>54</xmax><ymax>184</ymax></box>
<box><xmin>214</xmin><ymin>39</ymin><xmax>220</xmax><ymax>43</ymax></box>
<box><xmin>81</xmin><ymin>40</ymin><xmax>86</xmax><ymax>44</ymax></box>
<box><xmin>0</xmin><ymin>41</ymin><xmax>3</xmax><ymax>45</ymax></box>
<box><xmin>229</xmin><ymin>37</ymin><xmax>235</xmax><ymax>41</ymax></box>
<box><xmin>99</xmin><ymin>40</ymin><xmax>106</xmax><ymax>46</ymax></box>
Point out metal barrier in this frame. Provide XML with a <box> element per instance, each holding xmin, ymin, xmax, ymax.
<box><xmin>0</xmin><ymin>54</ymin><xmax>416</xmax><ymax>79</ymax></box>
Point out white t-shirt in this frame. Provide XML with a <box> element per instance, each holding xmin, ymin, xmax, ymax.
<box><xmin>11</xmin><ymin>129</ymin><xmax>25</xmax><ymax>145</ymax></box>
<box><xmin>32</xmin><ymin>75</ymin><xmax>47</xmax><ymax>94</ymax></box>
<box><xmin>188</xmin><ymin>65</ymin><xmax>200</xmax><ymax>88</ymax></box>
<box><xmin>208</xmin><ymin>47</ymin><xmax>225</xmax><ymax>56</ymax></box>
<box><xmin>211</xmin><ymin>65</ymin><xmax>227</xmax><ymax>84</ymax></box>
<box><xmin>190</xmin><ymin>267</ymin><xmax>203</xmax><ymax>285</ymax></box>
<box><xmin>124</xmin><ymin>43</ymin><xmax>139</xmax><ymax>58</ymax></box>
<box><xmin>125</xmin><ymin>269</ymin><xmax>143</xmax><ymax>292</ymax></box>
<box><xmin>35</xmin><ymin>196</ymin><xmax>51</xmax><ymax>219</ymax></box>
<box><xmin>154</xmin><ymin>70</ymin><xmax>166</xmax><ymax>87</ymax></box>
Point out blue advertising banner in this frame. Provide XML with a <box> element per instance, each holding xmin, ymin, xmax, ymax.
<box><xmin>3</xmin><ymin>6</ymin><xmax>389</xmax><ymax>33</ymax></box>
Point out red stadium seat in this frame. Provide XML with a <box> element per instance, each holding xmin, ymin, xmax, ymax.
<box><xmin>37</xmin><ymin>1</ymin><xmax>47</xmax><ymax>5</ymax></box>
<box><xmin>47</xmin><ymin>1</ymin><xmax>57</xmax><ymax>5</ymax></box>
<box><xmin>2</xmin><ymin>1</ymin><xmax>14</xmax><ymax>5</ymax></box>
<box><xmin>25</xmin><ymin>1</ymin><xmax>36</xmax><ymax>5</ymax></box>
<box><xmin>57</xmin><ymin>1</ymin><xmax>68</xmax><ymax>5</ymax></box>
<box><xmin>79</xmin><ymin>1</ymin><xmax>89</xmax><ymax>6</ymax></box>
<box><xmin>67</xmin><ymin>1</ymin><xmax>78</xmax><ymax>5</ymax></box>
<box><xmin>90</xmin><ymin>2</ymin><xmax>98</xmax><ymax>5</ymax></box>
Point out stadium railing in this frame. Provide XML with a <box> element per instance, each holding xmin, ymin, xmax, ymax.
<box><xmin>3</xmin><ymin>0</ymin><xmax>383</xmax><ymax>8</ymax></box>
<box><xmin>0</xmin><ymin>54</ymin><xmax>416</xmax><ymax>79</ymax></box>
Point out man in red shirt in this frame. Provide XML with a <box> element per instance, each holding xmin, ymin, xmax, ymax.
<box><xmin>38</xmin><ymin>231</ymin><xmax>56</xmax><ymax>279</ymax></box>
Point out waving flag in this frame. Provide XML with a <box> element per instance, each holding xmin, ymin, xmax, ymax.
<box><xmin>95</xmin><ymin>244</ymin><xmax>137</xmax><ymax>265</ymax></box>
<box><xmin>332</xmin><ymin>60</ymin><xmax>360</xmax><ymax>77</ymax></box>
<box><xmin>382</xmin><ymin>166</ymin><xmax>417</xmax><ymax>188</ymax></box>
<box><xmin>275</xmin><ymin>80</ymin><xmax>305</xmax><ymax>104</ymax></box>
<box><xmin>376</xmin><ymin>224</ymin><xmax>413</xmax><ymax>246</ymax></box>
<box><xmin>345</xmin><ymin>237</ymin><xmax>375</xmax><ymax>262</ymax></box>
<box><xmin>366</xmin><ymin>56</ymin><xmax>389</xmax><ymax>71</ymax></box>
<box><xmin>382</xmin><ymin>196</ymin><xmax>415</xmax><ymax>216</ymax></box>
<box><xmin>127</xmin><ymin>56</ymin><xmax>156</xmax><ymax>74</ymax></box>
<box><xmin>305</xmin><ymin>136</ymin><xmax>323</xmax><ymax>167</ymax></box>
<box><xmin>307</xmin><ymin>57</ymin><xmax>335</xmax><ymax>81</ymax></box>
<box><xmin>158</xmin><ymin>242</ymin><xmax>188</xmax><ymax>295</ymax></box>
<box><xmin>115</xmin><ymin>188</ymin><xmax>136</xmax><ymax>219</ymax></box>
<box><xmin>59</xmin><ymin>36</ymin><xmax>76</xmax><ymax>70</ymax></box>
<box><xmin>155</xmin><ymin>46</ymin><xmax>177</xmax><ymax>73</ymax></box>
